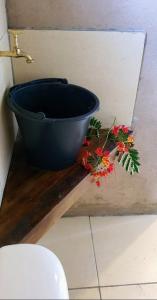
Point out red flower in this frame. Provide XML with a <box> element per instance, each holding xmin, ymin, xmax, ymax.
<box><xmin>82</xmin><ymin>150</ymin><xmax>91</xmax><ymax>159</ymax></box>
<box><xmin>96</xmin><ymin>180</ymin><xmax>101</xmax><ymax>187</ymax></box>
<box><xmin>121</xmin><ymin>125</ymin><xmax>129</xmax><ymax>134</ymax></box>
<box><xmin>93</xmin><ymin>172</ymin><xmax>98</xmax><ymax>177</ymax></box>
<box><xmin>83</xmin><ymin>137</ymin><xmax>90</xmax><ymax>146</ymax></box>
<box><xmin>95</xmin><ymin>147</ymin><xmax>104</xmax><ymax>157</ymax></box>
<box><xmin>99</xmin><ymin>170</ymin><xmax>108</xmax><ymax>177</ymax></box>
<box><xmin>107</xmin><ymin>163</ymin><xmax>114</xmax><ymax>173</ymax></box>
<box><xmin>112</xmin><ymin>126</ymin><xmax>120</xmax><ymax>136</ymax></box>
<box><xmin>85</xmin><ymin>163</ymin><xmax>92</xmax><ymax>171</ymax></box>
<box><xmin>82</xmin><ymin>151</ymin><xmax>92</xmax><ymax>170</ymax></box>
<box><xmin>117</xmin><ymin>142</ymin><xmax>128</xmax><ymax>153</ymax></box>
<box><xmin>103</xmin><ymin>150</ymin><xmax>110</xmax><ymax>157</ymax></box>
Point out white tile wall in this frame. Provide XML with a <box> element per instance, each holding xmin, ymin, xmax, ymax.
<box><xmin>0</xmin><ymin>0</ymin><xmax>7</xmax><ymax>40</ymax></box>
<box><xmin>0</xmin><ymin>1</ymin><xmax>16</xmax><ymax>204</ymax></box>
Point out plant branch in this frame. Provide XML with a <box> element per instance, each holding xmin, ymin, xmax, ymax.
<box><xmin>102</xmin><ymin>117</ymin><xmax>116</xmax><ymax>150</ymax></box>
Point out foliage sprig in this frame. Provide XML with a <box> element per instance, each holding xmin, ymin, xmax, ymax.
<box><xmin>82</xmin><ymin>119</ymin><xmax>140</xmax><ymax>186</ymax></box>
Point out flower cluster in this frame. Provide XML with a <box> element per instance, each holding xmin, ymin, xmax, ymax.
<box><xmin>82</xmin><ymin>121</ymin><xmax>140</xmax><ymax>186</ymax></box>
<box><xmin>82</xmin><ymin>147</ymin><xmax>114</xmax><ymax>186</ymax></box>
<box><xmin>111</xmin><ymin>125</ymin><xmax>134</xmax><ymax>152</ymax></box>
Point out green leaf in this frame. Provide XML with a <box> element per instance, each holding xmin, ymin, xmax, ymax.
<box><xmin>89</xmin><ymin>117</ymin><xmax>102</xmax><ymax>139</ymax></box>
<box><xmin>129</xmin><ymin>148</ymin><xmax>139</xmax><ymax>156</ymax></box>
<box><xmin>132</xmin><ymin>160</ymin><xmax>141</xmax><ymax>166</ymax></box>
<box><xmin>122</xmin><ymin>153</ymin><xmax>129</xmax><ymax>166</ymax></box>
<box><xmin>96</xmin><ymin>129</ymin><xmax>100</xmax><ymax>138</ymax></box>
<box><xmin>88</xmin><ymin>156</ymin><xmax>95</xmax><ymax>164</ymax></box>
<box><xmin>118</xmin><ymin>130</ymin><xmax>128</xmax><ymax>142</ymax></box>
<box><xmin>133</xmin><ymin>164</ymin><xmax>139</xmax><ymax>173</ymax></box>
<box><xmin>90</xmin><ymin>117</ymin><xmax>102</xmax><ymax>130</ymax></box>
<box><xmin>117</xmin><ymin>147</ymin><xmax>140</xmax><ymax>175</ymax></box>
<box><xmin>90</xmin><ymin>117</ymin><xmax>95</xmax><ymax>126</ymax></box>
<box><xmin>126</xmin><ymin>158</ymin><xmax>131</xmax><ymax>172</ymax></box>
<box><xmin>96</xmin><ymin>121</ymin><xmax>101</xmax><ymax>129</ymax></box>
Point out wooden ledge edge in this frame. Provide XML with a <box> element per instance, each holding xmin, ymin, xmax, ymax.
<box><xmin>21</xmin><ymin>174</ymin><xmax>91</xmax><ymax>244</ymax></box>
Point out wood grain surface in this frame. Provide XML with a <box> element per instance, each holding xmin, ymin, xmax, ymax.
<box><xmin>0</xmin><ymin>130</ymin><xmax>113</xmax><ymax>246</ymax></box>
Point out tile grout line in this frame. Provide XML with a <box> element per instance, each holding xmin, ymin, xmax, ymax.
<box><xmin>100</xmin><ymin>281</ymin><xmax>157</xmax><ymax>288</ymax></box>
<box><xmin>69</xmin><ymin>281</ymin><xmax>157</xmax><ymax>291</ymax></box>
<box><xmin>69</xmin><ymin>286</ymin><xmax>99</xmax><ymax>291</ymax></box>
<box><xmin>89</xmin><ymin>216</ymin><xmax>102</xmax><ymax>300</ymax></box>
<box><xmin>0</xmin><ymin>31</ymin><xmax>6</xmax><ymax>42</ymax></box>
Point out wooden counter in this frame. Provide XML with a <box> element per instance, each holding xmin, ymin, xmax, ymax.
<box><xmin>0</xmin><ymin>130</ymin><xmax>114</xmax><ymax>247</ymax></box>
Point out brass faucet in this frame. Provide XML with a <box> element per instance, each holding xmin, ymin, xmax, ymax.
<box><xmin>0</xmin><ymin>30</ymin><xmax>34</xmax><ymax>63</ymax></box>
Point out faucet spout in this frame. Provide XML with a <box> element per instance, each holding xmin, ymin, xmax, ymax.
<box><xmin>0</xmin><ymin>30</ymin><xmax>34</xmax><ymax>64</ymax></box>
<box><xmin>24</xmin><ymin>54</ymin><xmax>34</xmax><ymax>64</ymax></box>
<box><xmin>16</xmin><ymin>49</ymin><xmax>34</xmax><ymax>63</ymax></box>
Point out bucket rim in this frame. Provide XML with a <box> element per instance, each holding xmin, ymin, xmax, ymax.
<box><xmin>8</xmin><ymin>82</ymin><xmax>100</xmax><ymax>122</ymax></box>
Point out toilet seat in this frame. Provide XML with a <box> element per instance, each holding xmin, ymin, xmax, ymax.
<box><xmin>0</xmin><ymin>244</ymin><xmax>69</xmax><ymax>299</ymax></box>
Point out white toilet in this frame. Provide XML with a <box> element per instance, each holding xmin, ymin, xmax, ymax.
<box><xmin>0</xmin><ymin>244</ymin><xmax>69</xmax><ymax>299</ymax></box>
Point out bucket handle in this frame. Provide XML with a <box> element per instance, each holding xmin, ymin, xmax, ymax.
<box><xmin>7</xmin><ymin>95</ymin><xmax>46</xmax><ymax>120</ymax></box>
<box><xmin>8</xmin><ymin>78</ymin><xmax>68</xmax><ymax>120</ymax></box>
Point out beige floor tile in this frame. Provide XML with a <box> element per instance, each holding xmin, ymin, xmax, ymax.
<box><xmin>91</xmin><ymin>216</ymin><xmax>157</xmax><ymax>285</ymax></box>
<box><xmin>69</xmin><ymin>288</ymin><xmax>100</xmax><ymax>299</ymax></box>
<box><xmin>101</xmin><ymin>284</ymin><xmax>157</xmax><ymax>299</ymax></box>
<box><xmin>38</xmin><ymin>217</ymin><xmax>98</xmax><ymax>289</ymax></box>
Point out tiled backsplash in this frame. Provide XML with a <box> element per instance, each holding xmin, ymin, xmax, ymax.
<box><xmin>11</xmin><ymin>30</ymin><xmax>145</xmax><ymax>127</ymax></box>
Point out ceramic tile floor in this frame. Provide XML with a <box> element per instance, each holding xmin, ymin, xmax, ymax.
<box><xmin>38</xmin><ymin>216</ymin><xmax>157</xmax><ymax>299</ymax></box>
